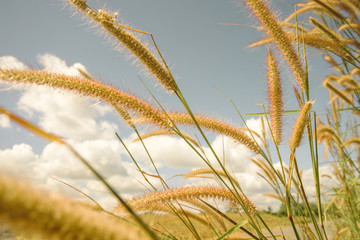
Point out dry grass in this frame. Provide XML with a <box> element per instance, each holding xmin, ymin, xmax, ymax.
<box><xmin>0</xmin><ymin>0</ymin><xmax>359</xmax><ymax>239</ymax></box>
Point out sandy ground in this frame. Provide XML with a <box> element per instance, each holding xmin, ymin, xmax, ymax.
<box><xmin>234</xmin><ymin>222</ymin><xmax>335</xmax><ymax>239</ymax></box>
<box><xmin>0</xmin><ymin>224</ymin><xmax>15</xmax><ymax>240</ymax></box>
<box><xmin>0</xmin><ymin>222</ymin><xmax>336</xmax><ymax>240</ymax></box>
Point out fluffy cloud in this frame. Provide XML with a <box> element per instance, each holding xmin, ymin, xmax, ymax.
<box><xmin>0</xmin><ymin>54</ymin><xmax>334</xmax><ymax>212</ymax></box>
<box><xmin>127</xmin><ymin>134</ymin><xmax>205</xmax><ymax>169</ymax></box>
<box><xmin>0</xmin><ymin>143</ymin><xmax>39</xmax><ymax>178</ymax></box>
<box><xmin>0</xmin><ymin>56</ymin><xmax>27</xmax><ymax>70</ymax></box>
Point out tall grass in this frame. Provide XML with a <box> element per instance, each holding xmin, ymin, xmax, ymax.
<box><xmin>0</xmin><ymin>0</ymin><xmax>359</xmax><ymax>239</ymax></box>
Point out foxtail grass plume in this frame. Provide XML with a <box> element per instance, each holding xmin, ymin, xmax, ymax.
<box><xmin>182</xmin><ymin>168</ymin><xmax>241</xmax><ymax>190</ymax></box>
<box><xmin>310</xmin><ymin>0</ymin><xmax>345</xmax><ymax>20</ymax></box>
<box><xmin>284</xmin><ymin>2</ymin><xmax>329</xmax><ymax>23</ymax></box>
<box><xmin>113</xmin><ymin>186</ymin><xmax>257</xmax><ymax>216</ymax></box>
<box><xmin>132</xmin><ymin>130</ymin><xmax>200</xmax><ymax>148</ymax></box>
<box><xmin>136</xmin><ymin>202</ymin><xmax>210</xmax><ymax>226</ymax></box>
<box><xmin>0</xmin><ymin>69</ymin><xmax>261</xmax><ymax>153</ymax></box>
<box><xmin>166</xmin><ymin>112</ymin><xmax>262</xmax><ymax>154</ymax></box>
<box><xmin>309</xmin><ymin>17</ymin><xmax>342</xmax><ymax>43</ymax></box>
<box><xmin>323</xmin><ymin>55</ymin><xmax>345</xmax><ymax>74</ymax></box>
<box><xmin>66</xmin><ymin>0</ymin><xmax>178</xmax><ymax>93</ymax></box>
<box><xmin>290</xmin><ymin>100</ymin><xmax>314</xmax><ymax>151</ymax></box>
<box><xmin>323</xmin><ymin>79</ymin><xmax>354</xmax><ymax>106</ymax></box>
<box><xmin>347</xmin><ymin>0</ymin><xmax>360</xmax><ymax>12</ymax></box>
<box><xmin>249</xmin><ymin>32</ymin><xmax>350</xmax><ymax>59</ymax></box>
<box><xmin>266</xmin><ymin>50</ymin><xmax>283</xmax><ymax>144</ymax></box>
<box><xmin>0</xmin><ymin>174</ymin><xmax>150</xmax><ymax>240</ymax></box>
<box><xmin>317</xmin><ymin>125</ymin><xmax>342</xmax><ymax>145</ymax></box>
<box><xmin>344</xmin><ymin>137</ymin><xmax>360</xmax><ymax>148</ymax></box>
<box><xmin>133</xmin><ymin>112</ymin><xmax>261</xmax><ymax>153</ymax></box>
<box><xmin>0</xmin><ymin>69</ymin><xmax>167</xmax><ymax>128</ymax></box>
<box><xmin>244</xmin><ymin>0</ymin><xmax>306</xmax><ymax>91</ymax></box>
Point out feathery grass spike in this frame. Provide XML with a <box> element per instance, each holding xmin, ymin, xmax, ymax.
<box><xmin>0</xmin><ymin>69</ymin><xmax>167</xmax><ymax>128</ymax></box>
<box><xmin>182</xmin><ymin>168</ymin><xmax>241</xmax><ymax>190</ymax></box>
<box><xmin>133</xmin><ymin>130</ymin><xmax>200</xmax><ymax>148</ymax></box>
<box><xmin>67</xmin><ymin>0</ymin><xmax>178</xmax><ymax>93</ymax></box>
<box><xmin>266</xmin><ymin>50</ymin><xmax>283</xmax><ymax>144</ymax></box>
<box><xmin>244</xmin><ymin>0</ymin><xmax>306</xmax><ymax>91</ymax></box>
<box><xmin>0</xmin><ymin>174</ymin><xmax>150</xmax><ymax>240</ymax></box>
<box><xmin>113</xmin><ymin>186</ymin><xmax>257</xmax><ymax>216</ymax></box>
<box><xmin>166</xmin><ymin>112</ymin><xmax>261</xmax><ymax>154</ymax></box>
<box><xmin>290</xmin><ymin>100</ymin><xmax>314</xmax><ymax>151</ymax></box>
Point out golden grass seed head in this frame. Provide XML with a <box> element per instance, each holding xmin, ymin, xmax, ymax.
<box><xmin>290</xmin><ymin>100</ymin><xmax>314</xmax><ymax>151</ymax></box>
<box><xmin>266</xmin><ymin>50</ymin><xmax>283</xmax><ymax>144</ymax></box>
<box><xmin>323</xmin><ymin>80</ymin><xmax>354</xmax><ymax>106</ymax></box>
<box><xmin>317</xmin><ymin>125</ymin><xmax>342</xmax><ymax>145</ymax></box>
<box><xmin>0</xmin><ymin>174</ymin><xmax>150</xmax><ymax>240</ymax></box>
<box><xmin>344</xmin><ymin>137</ymin><xmax>360</xmax><ymax>148</ymax></box>
<box><xmin>0</xmin><ymin>69</ymin><xmax>168</xmax><ymax>128</ymax></box>
<box><xmin>346</xmin><ymin>0</ymin><xmax>360</xmax><ymax>12</ymax></box>
<box><xmin>244</xmin><ymin>0</ymin><xmax>306</xmax><ymax>91</ymax></box>
<box><xmin>167</xmin><ymin>112</ymin><xmax>261</xmax><ymax>154</ymax></box>
<box><xmin>68</xmin><ymin>3</ymin><xmax>179</xmax><ymax>93</ymax></box>
<box><xmin>114</xmin><ymin>185</ymin><xmax>258</xmax><ymax>218</ymax></box>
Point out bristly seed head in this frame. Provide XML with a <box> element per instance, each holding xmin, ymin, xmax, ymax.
<box><xmin>66</xmin><ymin>1</ymin><xmax>179</xmax><ymax>93</ymax></box>
<box><xmin>290</xmin><ymin>100</ymin><xmax>314</xmax><ymax>151</ymax></box>
<box><xmin>266</xmin><ymin>50</ymin><xmax>283</xmax><ymax>144</ymax></box>
<box><xmin>244</xmin><ymin>0</ymin><xmax>306</xmax><ymax>91</ymax></box>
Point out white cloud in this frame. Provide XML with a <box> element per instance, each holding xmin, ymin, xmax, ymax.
<box><xmin>37</xmin><ymin>53</ymin><xmax>86</xmax><ymax>76</ymax></box>
<box><xmin>0</xmin><ymin>56</ymin><xmax>27</xmax><ymax>70</ymax></box>
<box><xmin>0</xmin><ymin>54</ymin><xmax>336</xmax><ymax>212</ymax></box>
<box><xmin>0</xmin><ymin>114</ymin><xmax>10</xmax><ymax>128</ymax></box>
<box><xmin>17</xmin><ymin>86</ymin><xmax>115</xmax><ymax>140</ymax></box>
<box><xmin>0</xmin><ymin>144</ymin><xmax>39</xmax><ymax>178</ymax></box>
<box><xmin>127</xmin><ymin>134</ymin><xmax>205</xmax><ymax>169</ymax></box>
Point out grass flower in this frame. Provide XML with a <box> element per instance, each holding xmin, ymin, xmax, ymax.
<box><xmin>132</xmin><ymin>130</ymin><xmax>200</xmax><ymax>148</ymax></box>
<box><xmin>266</xmin><ymin>50</ymin><xmax>283</xmax><ymax>144</ymax></box>
<box><xmin>290</xmin><ymin>100</ymin><xmax>314</xmax><ymax>152</ymax></box>
<box><xmin>244</xmin><ymin>0</ymin><xmax>306</xmax><ymax>91</ymax></box>
<box><xmin>66</xmin><ymin>0</ymin><xmax>178</xmax><ymax>93</ymax></box>
<box><xmin>182</xmin><ymin>168</ymin><xmax>241</xmax><ymax>190</ymax></box>
<box><xmin>0</xmin><ymin>69</ymin><xmax>167</xmax><ymax>128</ymax></box>
<box><xmin>113</xmin><ymin>186</ymin><xmax>257</xmax><ymax>216</ymax></box>
<box><xmin>0</xmin><ymin>174</ymin><xmax>150</xmax><ymax>240</ymax></box>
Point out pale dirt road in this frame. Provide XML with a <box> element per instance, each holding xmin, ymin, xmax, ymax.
<box><xmin>233</xmin><ymin>222</ymin><xmax>335</xmax><ymax>239</ymax></box>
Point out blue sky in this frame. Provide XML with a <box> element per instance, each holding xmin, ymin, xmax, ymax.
<box><xmin>0</xmin><ymin>0</ymin><xmax>334</xmax><ymax>210</ymax></box>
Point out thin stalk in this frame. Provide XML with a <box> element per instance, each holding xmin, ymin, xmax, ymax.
<box><xmin>197</xmin><ymin>198</ymin><xmax>259</xmax><ymax>240</ymax></box>
<box><xmin>66</xmin><ymin>144</ymin><xmax>159</xmax><ymax>240</ymax></box>
<box><xmin>294</xmin><ymin>159</ymin><xmax>324</xmax><ymax>239</ymax></box>
<box><xmin>139</xmin><ymin>78</ymin><xmax>266</xmax><ymax>238</ymax></box>
<box><xmin>132</xmin><ymin>128</ymin><xmax>169</xmax><ymax>189</ymax></box>
<box><xmin>175</xmin><ymin>91</ymin><xmax>268</xmax><ymax>239</ymax></box>
<box><xmin>116</xmin><ymin>132</ymin><xmax>202</xmax><ymax>239</ymax></box>
<box><xmin>311</xmin><ymin>112</ymin><xmax>329</xmax><ymax>240</ymax></box>
<box><xmin>285</xmin><ymin>152</ymin><xmax>301</xmax><ymax>240</ymax></box>
<box><xmin>115</xmin><ymin>132</ymin><xmax>157</xmax><ymax>191</ymax></box>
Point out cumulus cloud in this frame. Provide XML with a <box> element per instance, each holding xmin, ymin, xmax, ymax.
<box><xmin>37</xmin><ymin>53</ymin><xmax>86</xmax><ymax>76</ymax></box>
<box><xmin>0</xmin><ymin>56</ymin><xmax>28</xmax><ymax>70</ymax></box>
<box><xmin>0</xmin><ymin>144</ymin><xmax>39</xmax><ymax>178</ymax></box>
<box><xmin>0</xmin><ymin>54</ymin><xmax>335</xmax><ymax>211</ymax></box>
<box><xmin>17</xmin><ymin>86</ymin><xmax>116</xmax><ymax>140</ymax></box>
<box><xmin>127</xmin><ymin>134</ymin><xmax>205</xmax><ymax>169</ymax></box>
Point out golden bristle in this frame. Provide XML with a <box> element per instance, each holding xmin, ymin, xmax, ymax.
<box><xmin>266</xmin><ymin>50</ymin><xmax>283</xmax><ymax>144</ymax></box>
<box><xmin>244</xmin><ymin>0</ymin><xmax>306</xmax><ymax>91</ymax></box>
<box><xmin>290</xmin><ymin>100</ymin><xmax>314</xmax><ymax>151</ymax></box>
<box><xmin>0</xmin><ymin>174</ymin><xmax>150</xmax><ymax>240</ymax></box>
<box><xmin>67</xmin><ymin>1</ymin><xmax>178</xmax><ymax>93</ymax></box>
